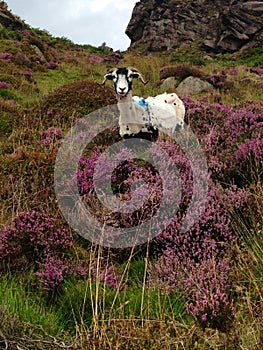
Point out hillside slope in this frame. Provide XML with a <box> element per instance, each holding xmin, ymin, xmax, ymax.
<box><xmin>0</xmin><ymin>2</ymin><xmax>263</xmax><ymax>350</ymax></box>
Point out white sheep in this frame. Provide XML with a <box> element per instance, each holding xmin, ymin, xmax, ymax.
<box><xmin>101</xmin><ymin>67</ymin><xmax>185</xmax><ymax>139</ymax></box>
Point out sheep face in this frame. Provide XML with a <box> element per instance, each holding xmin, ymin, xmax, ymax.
<box><xmin>102</xmin><ymin>67</ymin><xmax>145</xmax><ymax>97</ymax></box>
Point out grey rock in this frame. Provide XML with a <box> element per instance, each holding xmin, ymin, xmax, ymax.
<box><xmin>160</xmin><ymin>77</ymin><xmax>179</xmax><ymax>92</ymax></box>
<box><xmin>176</xmin><ymin>76</ymin><xmax>214</xmax><ymax>95</ymax></box>
<box><xmin>30</xmin><ymin>45</ymin><xmax>46</xmax><ymax>63</ymax></box>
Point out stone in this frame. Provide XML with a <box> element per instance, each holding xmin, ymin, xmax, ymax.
<box><xmin>176</xmin><ymin>76</ymin><xmax>214</xmax><ymax>95</ymax></box>
<box><xmin>30</xmin><ymin>45</ymin><xmax>46</xmax><ymax>63</ymax></box>
<box><xmin>160</xmin><ymin>77</ymin><xmax>179</xmax><ymax>92</ymax></box>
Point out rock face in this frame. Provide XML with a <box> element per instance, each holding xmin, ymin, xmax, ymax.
<box><xmin>126</xmin><ymin>0</ymin><xmax>263</xmax><ymax>53</ymax></box>
<box><xmin>0</xmin><ymin>3</ymin><xmax>23</xmax><ymax>30</ymax></box>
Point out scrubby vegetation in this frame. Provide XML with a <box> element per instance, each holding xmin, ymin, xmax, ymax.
<box><xmin>0</xmin><ymin>2</ymin><xmax>262</xmax><ymax>349</ymax></box>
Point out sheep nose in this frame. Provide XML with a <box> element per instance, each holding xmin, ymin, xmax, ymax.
<box><xmin>118</xmin><ymin>87</ymin><xmax>126</xmax><ymax>94</ymax></box>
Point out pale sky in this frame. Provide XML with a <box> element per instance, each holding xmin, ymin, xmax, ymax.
<box><xmin>5</xmin><ymin>0</ymin><xmax>138</xmax><ymax>51</ymax></box>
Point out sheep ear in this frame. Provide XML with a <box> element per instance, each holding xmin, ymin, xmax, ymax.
<box><xmin>105</xmin><ymin>73</ymin><xmax>114</xmax><ymax>80</ymax></box>
<box><xmin>131</xmin><ymin>72</ymin><xmax>141</xmax><ymax>79</ymax></box>
<box><xmin>128</xmin><ymin>68</ymin><xmax>148</xmax><ymax>85</ymax></box>
<box><xmin>101</xmin><ymin>73</ymin><xmax>114</xmax><ymax>85</ymax></box>
<box><xmin>133</xmin><ymin>73</ymin><xmax>148</xmax><ymax>85</ymax></box>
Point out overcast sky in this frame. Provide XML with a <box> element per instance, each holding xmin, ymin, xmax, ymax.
<box><xmin>5</xmin><ymin>0</ymin><xmax>138</xmax><ymax>51</ymax></box>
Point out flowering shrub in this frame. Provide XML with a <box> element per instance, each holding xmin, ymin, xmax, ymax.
<box><xmin>92</xmin><ymin>265</ymin><xmax>122</xmax><ymax>289</ymax></box>
<box><xmin>0</xmin><ymin>211</ymin><xmax>72</xmax><ymax>266</ymax></box>
<box><xmin>247</xmin><ymin>67</ymin><xmax>263</xmax><ymax>75</ymax></box>
<box><xmin>33</xmin><ymin>80</ymin><xmax>116</xmax><ymax>128</ymax></box>
<box><xmin>39</xmin><ymin>126</ymin><xmax>62</xmax><ymax>146</ymax></box>
<box><xmin>13</xmin><ymin>54</ymin><xmax>32</xmax><ymax>67</ymax></box>
<box><xmin>77</xmin><ymin>149</ymin><xmax>101</xmax><ymax>195</ymax></box>
<box><xmin>148</xmin><ymin>181</ymin><xmax>242</xmax><ymax>330</ymax></box>
<box><xmin>0</xmin><ymin>211</ymin><xmax>124</xmax><ymax>293</ymax></box>
<box><xmin>23</xmin><ymin>70</ymin><xmax>33</xmax><ymax>81</ymax></box>
<box><xmin>182</xmin><ymin>97</ymin><xmax>263</xmax><ymax>186</ymax></box>
<box><xmin>184</xmin><ymin>258</ymin><xmax>234</xmax><ymax>331</ymax></box>
<box><xmin>0</xmin><ymin>211</ymin><xmax>75</xmax><ymax>292</ymax></box>
<box><xmin>36</xmin><ymin>254</ymin><xmax>69</xmax><ymax>292</ymax></box>
<box><xmin>0</xmin><ymin>81</ymin><xmax>11</xmax><ymax>89</ymax></box>
<box><xmin>46</xmin><ymin>61</ymin><xmax>57</xmax><ymax>69</ymax></box>
<box><xmin>159</xmin><ymin>63</ymin><xmax>203</xmax><ymax>81</ymax></box>
<box><xmin>229</xmin><ymin>67</ymin><xmax>238</xmax><ymax>76</ymax></box>
<box><xmin>205</xmin><ymin>69</ymin><xmax>227</xmax><ymax>88</ymax></box>
<box><xmin>76</xmin><ymin>142</ymin><xmax>183</xmax><ymax>234</ymax></box>
<box><xmin>0</xmin><ymin>52</ymin><xmax>12</xmax><ymax>62</ymax></box>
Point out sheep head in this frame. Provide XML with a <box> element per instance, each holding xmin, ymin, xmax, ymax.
<box><xmin>101</xmin><ymin>67</ymin><xmax>147</xmax><ymax>97</ymax></box>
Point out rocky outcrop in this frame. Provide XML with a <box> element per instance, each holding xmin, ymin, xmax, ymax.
<box><xmin>0</xmin><ymin>3</ymin><xmax>23</xmax><ymax>30</ymax></box>
<box><xmin>126</xmin><ymin>0</ymin><xmax>263</xmax><ymax>53</ymax></box>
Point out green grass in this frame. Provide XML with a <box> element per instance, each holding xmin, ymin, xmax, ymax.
<box><xmin>0</xmin><ymin>87</ymin><xmax>20</xmax><ymax>100</ymax></box>
<box><xmin>0</xmin><ymin>273</ymin><xmax>65</xmax><ymax>337</ymax></box>
<box><xmin>53</xmin><ymin>256</ymin><xmax>187</xmax><ymax>335</ymax></box>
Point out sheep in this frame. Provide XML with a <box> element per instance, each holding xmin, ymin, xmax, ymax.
<box><xmin>101</xmin><ymin>67</ymin><xmax>185</xmax><ymax>140</ymax></box>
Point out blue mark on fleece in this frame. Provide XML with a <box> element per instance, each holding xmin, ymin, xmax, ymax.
<box><xmin>138</xmin><ymin>98</ymin><xmax>148</xmax><ymax>110</ymax></box>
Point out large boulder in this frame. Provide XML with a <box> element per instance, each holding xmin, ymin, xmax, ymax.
<box><xmin>176</xmin><ymin>76</ymin><xmax>214</xmax><ymax>95</ymax></box>
<box><xmin>126</xmin><ymin>0</ymin><xmax>263</xmax><ymax>53</ymax></box>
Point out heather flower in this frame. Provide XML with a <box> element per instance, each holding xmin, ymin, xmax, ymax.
<box><xmin>36</xmin><ymin>254</ymin><xmax>69</xmax><ymax>292</ymax></box>
<box><xmin>230</xmin><ymin>67</ymin><xmax>238</xmax><ymax>76</ymax></box>
<box><xmin>182</xmin><ymin>96</ymin><xmax>263</xmax><ymax>186</ymax></box>
<box><xmin>36</xmin><ymin>254</ymin><xmax>91</xmax><ymax>293</ymax></box>
<box><xmin>97</xmin><ymin>265</ymin><xmax>122</xmax><ymax>289</ymax></box>
<box><xmin>18</xmin><ymin>30</ymin><xmax>32</xmax><ymax>39</ymax></box>
<box><xmin>148</xmin><ymin>179</ymin><xmax>239</xmax><ymax>331</ymax></box>
<box><xmin>0</xmin><ymin>211</ymin><xmax>94</xmax><ymax>293</ymax></box>
<box><xmin>184</xmin><ymin>258</ymin><xmax>234</xmax><ymax>331</ymax></box>
<box><xmin>247</xmin><ymin>67</ymin><xmax>263</xmax><ymax>75</ymax></box>
<box><xmin>205</xmin><ymin>73</ymin><xmax>226</xmax><ymax>88</ymax></box>
<box><xmin>47</xmin><ymin>108</ymin><xmax>56</xmax><ymax>116</ymax></box>
<box><xmin>46</xmin><ymin>61</ymin><xmax>57</xmax><ymax>69</ymax></box>
<box><xmin>39</xmin><ymin>126</ymin><xmax>62</xmax><ymax>146</ymax></box>
<box><xmin>0</xmin><ymin>52</ymin><xmax>12</xmax><ymax>62</ymax></box>
<box><xmin>202</xmin><ymin>314</ymin><xmax>207</xmax><ymax>322</ymax></box>
<box><xmin>76</xmin><ymin>141</ymin><xmax>183</xmax><ymax>233</ymax></box>
<box><xmin>0</xmin><ymin>81</ymin><xmax>11</xmax><ymax>89</ymax></box>
<box><xmin>76</xmin><ymin>148</ymin><xmax>101</xmax><ymax>195</ymax></box>
<box><xmin>0</xmin><ymin>211</ymin><xmax>73</xmax><ymax>267</ymax></box>
<box><xmin>23</xmin><ymin>70</ymin><xmax>33</xmax><ymax>80</ymax></box>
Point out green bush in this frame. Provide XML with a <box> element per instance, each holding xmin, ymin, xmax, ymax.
<box><xmin>238</xmin><ymin>47</ymin><xmax>263</xmax><ymax>67</ymax></box>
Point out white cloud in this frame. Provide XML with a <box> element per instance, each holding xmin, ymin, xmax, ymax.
<box><xmin>5</xmin><ymin>0</ymin><xmax>136</xmax><ymax>50</ymax></box>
